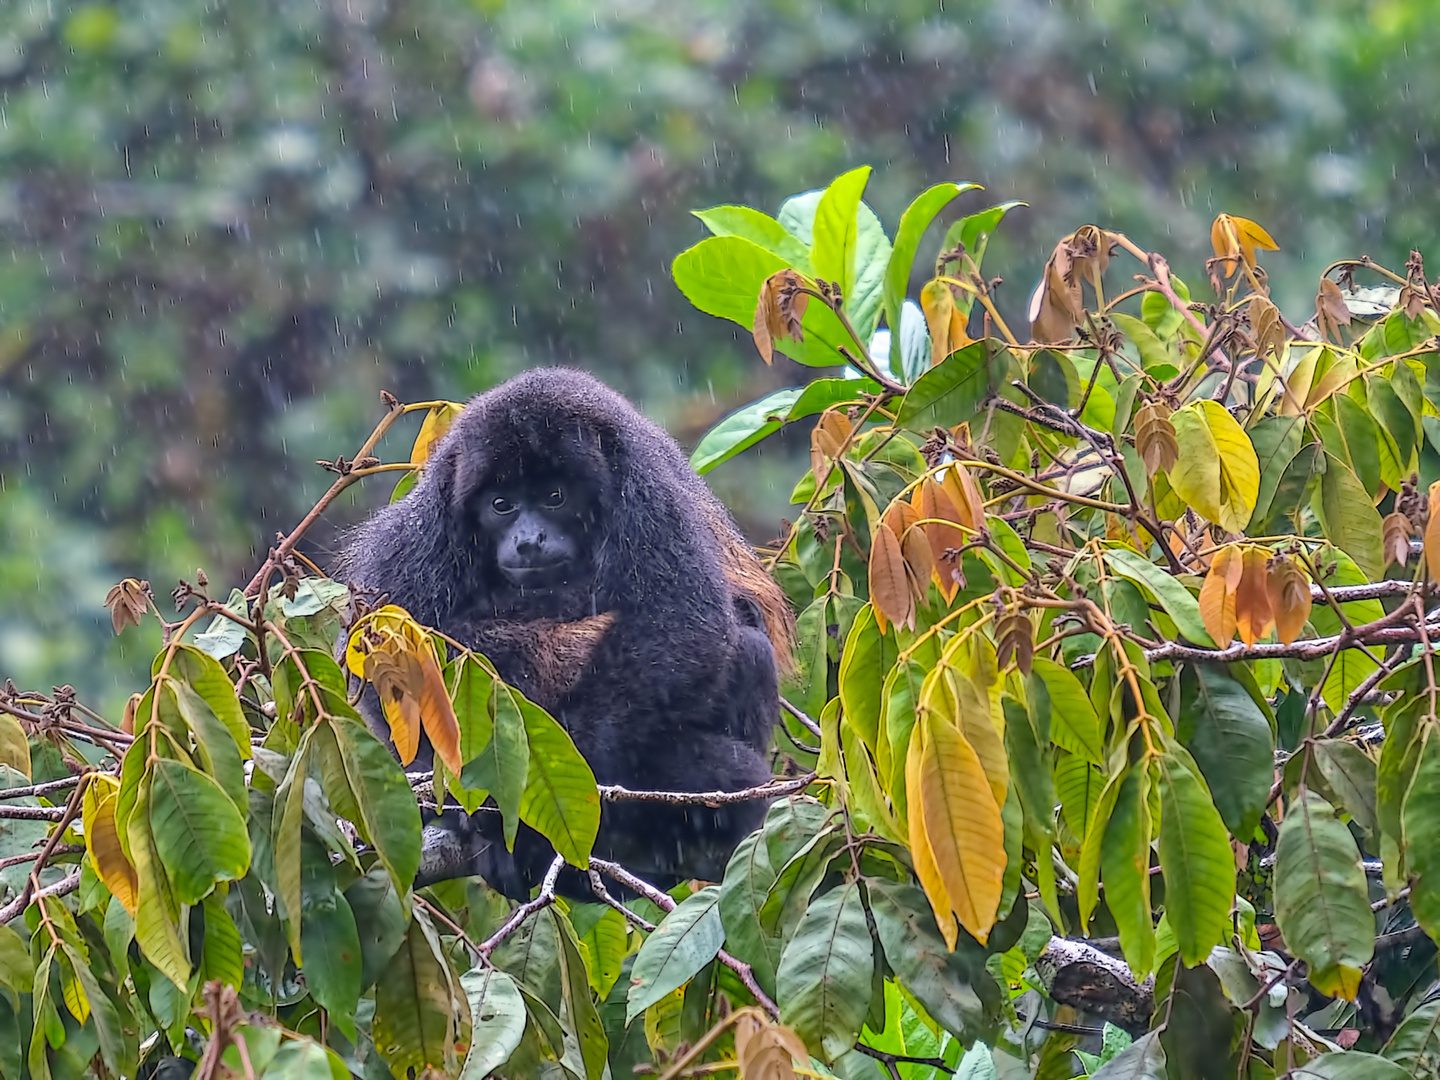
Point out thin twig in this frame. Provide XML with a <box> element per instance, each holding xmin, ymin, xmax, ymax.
<box><xmin>0</xmin><ymin>775</ymin><xmax>89</xmax><ymax>801</ymax></box>
<box><xmin>477</xmin><ymin>854</ymin><xmax>566</xmax><ymax>956</ymax></box>
<box><xmin>596</xmin><ymin>775</ymin><xmax>813</xmax><ymax>806</ymax></box>
<box><xmin>780</xmin><ymin>697</ymin><xmax>824</xmax><ymax>740</ymax></box>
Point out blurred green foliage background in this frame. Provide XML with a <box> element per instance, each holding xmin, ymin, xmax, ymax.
<box><xmin>1</xmin><ymin>0</ymin><xmax>1434</xmax><ymax>709</ymax></box>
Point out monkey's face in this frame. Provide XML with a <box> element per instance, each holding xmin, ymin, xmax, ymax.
<box><xmin>476</xmin><ymin>476</ymin><xmax>596</xmax><ymax>590</ymax></box>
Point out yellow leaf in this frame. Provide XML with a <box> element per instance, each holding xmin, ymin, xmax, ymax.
<box><xmin>915</xmin><ymin>712</ymin><xmax>1005</xmax><ymax>945</ymax></box>
<box><xmin>0</xmin><ymin>714</ymin><xmax>30</xmax><ymax>778</ymax></box>
<box><xmin>868</xmin><ymin>523</ymin><xmax>914</xmax><ymax>634</ymax></box>
<box><xmin>83</xmin><ymin>775</ymin><xmax>139</xmax><ymax>915</ymax></box>
<box><xmin>1199</xmin><ymin>545</ymin><xmax>1242</xmax><ymax>646</ymax></box>
<box><xmin>1211</xmin><ymin>213</ymin><xmax>1278</xmax><ymax>271</ymax></box>
<box><xmin>409</xmin><ymin>402</ymin><xmax>463</xmax><ymax>466</ymax></box>
<box><xmin>1309</xmin><ymin>964</ymin><xmax>1363</xmax><ymax>1002</ymax></box>
<box><xmin>1168</xmin><ymin>401</ymin><xmax>1260</xmax><ymax>532</ymax></box>
<box><xmin>921</xmin><ymin>278</ymin><xmax>957</xmax><ymax>367</ymax></box>
<box><xmin>904</xmin><ymin>722</ymin><xmax>959</xmax><ymax>950</ymax></box>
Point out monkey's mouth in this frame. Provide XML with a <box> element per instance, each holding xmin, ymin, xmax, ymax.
<box><xmin>499</xmin><ymin>562</ymin><xmax>573</xmax><ymax>587</ymax></box>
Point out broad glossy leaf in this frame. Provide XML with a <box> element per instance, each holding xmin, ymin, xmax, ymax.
<box><xmin>373</xmin><ymin>917</ymin><xmax>460</xmax><ymax>1078</ymax></box>
<box><xmin>1402</xmin><ymin>733</ymin><xmax>1440</xmax><ymax>938</ymax></box>
<box><xmin>1055</xmin><ymin>750</ymin><xmax>1104</xmax><ymax>839</ymax></box>
<box><xmin>460</xmin><ymin>968</ymin><xmax>526</xmax><ymax>1080</ymax></box>
<box><xmin>884</xmin><ymin>182</ymin><xmax>978</xmax><ymax>371</ymax></box>
<box><xmin>867</xmin><ymin>878</ymin><xmax>996</xmax><ymax>1043</ymax></box>
<box><xmin>776</xmin><ymin>882</ymin><xmax>873</xmax><ymax>1063</ymax></box>
<box><xmin>555</xmin><ymin>911</ymin><xmax>608</xmax><ymax>1080</ymax></box>
<box><xmin>1178</xmin><ymin>665</ymin><xmax>1273</xmax><ymax>840</ymax></box>
<box><xmin>518</xmin><ymin>696</ymin><xmax>599</xmax><ymax>867</ymax></box>
<box><xmin>149</xmin><ymin>757</ymin><xmax>251</xmax><ymax>905</ymax></box>
<box><xmin>300</xmin><ymin>870</ymin><xmax>363</xmax><ymax>1037</ymax></box>
<box><xmin>330</xmin><ymin>716</ymin><xmax>421</xmax><ymax>895</ymax></box>
<box><xmin>626</xmin><ymin>886</ymin><xmax>725</xmax><ymax>1024</ymax></box>
<box><xmin>692</xmin><ymin>379</ymin><xmax>875</xmax><ymax>473</ymax></box>
<box><xmin>1029</xmin><ymin>658</ymin><xmax>1104</xmax><ymax>763</ymax></box>
<box><xmin>1333</xmin><ymin>393</ymin><xmax>1383</xmax><ymax>497</ymax></box>
<box><xmin>1101</xmin><ymin>765</ymin><xmax>1155</xmax><ymax>975</ymax></box>
<box><xmin>1382</xmin><ymin>996</ymin><xmax>1440</xmax><ymax>1077</ymax></box>
<box><xmin>126</xmin><ymin>784</ymin><xmax>189</xmax><ymax>991</ymax></box>
<box><xmin>170</xmin><ymin>644</ymin><xmax>252</xmax><ymax>761</ymax></box>
<box><xmin>1101</xmin><ymin>548</ymin><xmax>1214</xmax><ymax>646</ymax></box>
<box><xmin>812</xmin><ymin>166</ymin><xmax>870</xmax><ymax>295</ymax></box>
<box><xmin>838</xmin><ymin>605</ymin><xmax>898</xmax><ymax>756</ymax></box>
<box><xmin>720</xmin><ymin>832</ymin><xmax>782</xmax><ymax>997</ymax></box>
<box><xmin>1274</xmin><ymin>790</ymin><xmax>1372</xmax><ymax>999</ymax></box>
<box><xmin>895</xmin><ymin>341</ymin><xmax>998</xmax><ymax>429</ymax></box>
<box><xmin>1155</xmin><ymin>745</ymin><xmax>1234</xmax><ymax>966</ymax></box>
<box><xmin>693</xmin><ymin>205</ymin><xmax>813</xmax><ymax>270</ymax></box>
<box><xmin>1291</xmin><ymin>1052</ymin><xmax>1412</xmax><ymax>1080</ymax></box>
<box><xmin>1246</xmin><ymin>414</ymin><xmax>1306</xmax><ymax>527</ymax></box>
<box><xmin>1314</xmin><ymin>451</ymin><xmax>1384</xmax><ymax>581</ymax></box>
<box><xmin>461</xmin><ymin>683</ymin><xmax>528</xmax><ymax>845</ymax></box>
<box><xmin>1092</xmin><ymin>1030</ymin><xmax>1166</xmax><ymax>1079</ymax></box>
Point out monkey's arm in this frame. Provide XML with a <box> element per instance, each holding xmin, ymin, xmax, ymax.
<box><xmin>461</xmin><ymin>612</ymin><xmax>615</xmax><ymax>706</ymax></box>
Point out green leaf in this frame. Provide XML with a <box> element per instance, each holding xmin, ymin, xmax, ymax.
<box><xmin>945</xmin><ymin>200</ymin><xmax>1025</xmax><ymax>266</ymax></box>
<box><xmin>1091</xmin><ymin>1030</ymin><xmax>1166</xmax><ymax>1079</ymax></box>
<box><xmin>1253</xmin><ymin>441</ymin><xmax>1323</xmax><ymax>534</ymax></box>
<box><xmin>148</xmin><ymin>757</ymin><xmax>251</xmax><ymax>905</ymax></box>
<box><xmin>1290</xmin><ymin>1052</ymin><xmax>1413</xmax><ymax>1080</ymax></box>
<box><xmin>693</xmin><ymin>205</ymin><xmax>813</xmax><ymax>271</ymax></box>
<box><xmin>671</xmin><ymin>235</ymin><xmax>852</xmax><ymax>367</ymax></box>
<box><xmin>372</xmin><ymin>917</ymin><xmax>458</xmax><ymax>1078</ymax></box>
<box><xmin>58</xmin><ymin>942</ymin><xmax>128</xmax><ymax>1076</ymax></box>
<box><xmin>1244</xmin><ymin>414</ymin><xmax>1306</xmax><ymax>533</ymax></box>
<box><xmin>849</xmin><ymin>202</ymin><xmax>893</xmax><ymax>339</ymax></box>
<box><xmin>1055</xmin><ymin>750</ymin><xmax>1104</xmax><ymax>839</ymax></box>
<box><xmin>626</xmin><ymin>886</ymin><xmax>725</xmax><ymax>1024</ymax></box>
<box><xmin>1274</xmin><ymin>790</ymin><xmax>1373</xmax><ymax>998</ymax></box>
<box><xmin>812</xmin><ymin>166</ymin><xmax>871</xmax><ymax>297</ymax></box>
<box><xmin>776</xmin><ymin>882</ymin><xmax>874</xmax><ymax>1063</ymax></box>
<box><xmin>1313</xmin><ymin>451</ymin><xmax>1384</xmax><ymax>581</ymax></box>
<box><xmin>1155</xmin><ymin>744</ymin><xmax>1235</xmax><ymax>966</ymax></box>
<box><xmin>344</xmin><ymin>866</ymin><xmax>409</xmax><ymax>993</ymax></box>
<box><xmin>1168</xmin><ymin>400</ymin><xmax>1260</xmax><ymax>532</ymax></box>
<box><xmin>838</xmin><ymin>605</ymin><xmax>898</xmax><ymax>756</ymax></box>
<box><xmin>1178</xmin><ymin>665</ymin><xmax>1274</xmax><ymax>840</ymax></box>
<box><xmin>1333</xmin><ymin>393</ymin><xmax>1383</xmax><ymax>497</ymax></box>
<box><xmin>1368</xmin><ymin>374</ymin><xmax>1419</xmax><ymax>468</ymax></box>
<box><xmin>1101</xmin><ymin>764</ymin><xmax>1155</xmax><ymax>976</ymax></box>
<box><xmin>461</xmin><ymin>684</ymin><xmax>529</xmax><ymax>846</ymax></box>
<box><xmin>330</xmin><ymin>716</ymin><xmax>421</xmax><ymax>896</ymax></box>
<box><xmin>171</xmin><ymin>681</ymin><xmax>247</xmax><ymax>813</ymax></box>
<box><xmin>884</xmin><ymin>182</ymin><xmax>978</xmax><ymax>371</ymax></box>
<box><xmin>126</xmin><ymin>783</ymin><xmax>190</xmax><ymax>991</ymax></box>
<box><xmin>170</xmin><ymin>644</ymin><xmax>252</xmax><ymax>761</ymax></box>
<box><xmin>300</xmin><ymin>871</ymin><xmax>363</xmax><ymax>1038</ymax></box>
<box><xmin>1109</xmin><ymin>312</ymin><xmax>1176</xmax><ymax>374</ymax></box>
<box><xmin>1101</xmin><ymin>548</ymin><xmax>1214</xmax><ymax>646</ymax></box>
<box><xmin>867</xmin><ymin>879</ymin><xmax>996</xmax><ymax>1044</ymax></box>
<box><xmin>518</xmin><ymin>696</ymin><xmax>600</xmax><ymax>867</ymax></box>
<box><xmin>896</xmin><ymin>341</ymin><xmax>997</xmax><ymax>429</ymax></box>
<box><xmin>1029</xmin><ymin>658</ymin><xmax>1104</xmax><ymax>764</ymax></box>
<box><xmin>1313</xmin><ymin>740</ymin><xmax>1378</xmax><ymax>842</ymax></box>
<box><xmin>555</xmin><ymin>911</ymin><xmax>609</xmax><ymax>1080</ymax></box>
<box><xmin>691</xmin><ymin>378</ymin><xmax>875</xmax><ymax>474</ymax></box>
<box><xmin>1382</xmin><ymin>996</ymin><xmax>1440</xmax><ymax>1077</ymax></box>
<box><xmin>460</xmin><ymin>968</ymin><xmax>526</xmax><ymax>1080</ymax></box>
<box><xmin>1402</xmin><ymin>732</ymin><xmax>1440</xmax><ymax>939</ymax></box>
<box><xmin>719</xmin><ymin>832</ymin><xmax>783</xmax><ymax>997</ymax></box>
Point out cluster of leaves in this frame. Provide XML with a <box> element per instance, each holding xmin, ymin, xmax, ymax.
<box><xmin>8</xmin><ymin>165</ymin><xmax>1440</xmax><ymax>1080</ymax></box>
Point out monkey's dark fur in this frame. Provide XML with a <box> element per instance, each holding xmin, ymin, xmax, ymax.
<box><xmin>335</xmin><ymin>368</ymin><xmax>791</xmax><ymax>898</ymax></box>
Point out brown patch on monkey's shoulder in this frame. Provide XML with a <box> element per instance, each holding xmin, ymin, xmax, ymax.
<box><xmin>531</xmin><ymin>613</ymin><xmax>616</xmax><ymax>701</ymax></box>
<box><xmin>701</xmin><ymin>500</ymin><xmax>796</xmax><ymax>672</ymax></box>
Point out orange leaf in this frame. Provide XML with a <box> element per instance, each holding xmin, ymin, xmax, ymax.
<box><xmin>752</xmin><ymin>269</ymin><xmax>810</xmax><ymax>365</ymax></box>
<box><xmin>1382</xmin><ymin>512</ymin><xmax>1413</xmax><ymax>569</ymax></box>
<box><xmin>1234</xmin><ymin>547</ymin><xmax>1276</xmax><ymax>646</ymax></box>
<box><xmin>1211</xmin><ymin>213</ymin><xmax>1279</xmax><ymax>273</ymax></box>
<box><xmin>939</xmin><ymin>464</ymin><xmax>984</xmax><ymax>532</ymax></box>
<box><xmin>1267</xmin><ymin>555</ymin><xmax>1312</xmax><ymax>645</ymax></box>
<box><xmin>1426</xmin><ymin>481</ymin><xmax>1440</xmax><ymax>582</ymax></box>
<box><xmin>1199</xmin><ymin>545</ymin><xmax>1242</xmax><ymax>645</ymax></box>
<box><xmin>419</xmin><ymin>649</ymin><xmax>462</xmax><ymax>776</ymax></box>
<box><xmin>913</xmin><ymin>478</ymin><xmax>967</xmax><ymax>600</ymax></box>
<box><xmin>868</xmin><ymin>523</ymin><xmax>914</xmax><ymax>634</ymax></box>
<box><xmin>900</xmin><ymin>522</ymin><xmax>936</xmax><ymax>605</ymax></box>
<box><xmin>884</xmin><ymin>497</ymin><xmax>919</xmax><ymax>539</ymax></box>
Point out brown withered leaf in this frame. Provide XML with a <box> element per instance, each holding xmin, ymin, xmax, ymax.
<box><xmin>913</xmin><ymin>478</ymin><xmax>968</xmax><ymax>595</ymax></box>
<box><xmin>994</xmin><ymin>612</ymin><xmax>1034</xmax><ymax>676</ymax></box>
<box><xmin>104</xmin><ymin>578</ymin><xmax>150</xmax><ymax>635</ymax></box>
<box><xmin>1382</xmin><ymin>511</ymin><xmax>1414</xmax><ymax>569</ymax></box>
<box><xmin>868</xmin><ymin>522</ymin><xmax>914</xmax><ymax>634</ymax></box>
<box><xmin>885</xmin><ymin>497</ymin><xmax>919</xmax><ymax>539</ymax></box>
<box><xmin>939</xmin><ymin>463</ymin><xmax>985</xmax><ymax>532</ymax></box>
<box><xmin>1266</xmin><ymin>555</ymin><xmax>1312</xmax><ymax>645</ymax></box>
<box><xmin>735</xmin><ymin>1011</ymin><xmax>808</xmax><ymax>1080</ymax></box>
<box><xmin>1068</xmin><ymin>224</ymin><xmax>1111</xmax><ymax>297</ymax></box>
<box><xmin>1199</xmin><ymin>544</ymin><xmax>1243</xmax><ymax>645</ymax></box>
<box><xmin>1134</xmin><ymin>402</ymin><xmax>1179</xmax><ymax>477</ymax></box>
<box><xmin>753</xmin><ymin>269</ymin><xmax>810</xmax><ymax>365</ymax></box>
<box><xmin>1316</xmin><ymin>278</ymin><xmax>1353</xmax><ymax>343</ymax></box>
<box><xmin>1426</xmin><ymin>480</ymin><xmax>1440</xmax><ymax>583</ymax></box>
<box><xmin>121</xmin><ymin>691</ymin><xmax>142</xmax><ymax>736</ymax></box>
<box><xmin>1234</xmin><ymin>546</ymin><xmax>1276</xmax><ymax>646</ymax></box>
<box><xmin>1029</xmin><ymin>254</ymin><xmax>1083</xmax><ymax>344</ymax></box>
<box><xmin>809</xmin><ymin>409</ymin><xmax>852</xmax><ymax>486</ymax></box>
<box><xmin>900</xmin><ymin>522</ymin><xmax>936</xmax><ymax>605</ymax></box>
<box><xmin>1248</xmin><ymin>295</ymin><xmax>1285</xmax><ymax>363</ymax></box>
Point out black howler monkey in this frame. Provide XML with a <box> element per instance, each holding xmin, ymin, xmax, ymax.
<box><xmin>335</xmin><ymin>368</ymin><xmax>792</xmax><ymax>898</ymax></box>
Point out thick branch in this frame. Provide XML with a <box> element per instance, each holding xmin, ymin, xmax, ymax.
<box><xmin>596</xmin><ymin>774</ymin><xmax>813</xmax><ymax>805</ymax></box>
<box><xmin>0</xmin><ymin>869</ymin><xmax>81</xmax><ymax>924</ymax></box>
<box><xmin>1035</xmin><ymin>937</ymin><xmax>1155</xmax><ymax>1031</ymax></box>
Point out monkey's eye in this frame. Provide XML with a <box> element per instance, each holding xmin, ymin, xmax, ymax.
<box><xmin>491</xmin><ymin>497</ymin><xmax>517</xmax><ymax>515</ymax></box>
<box><xmin>543</xmin><ymin>488</ymin><xmax>566</xmax><ymax>508</ymax></box>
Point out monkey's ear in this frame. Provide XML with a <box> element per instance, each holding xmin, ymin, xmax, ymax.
<box><xmin>445</xmin><ymin>441</ymin><xmax>488</xmax><ymax>508</ymax></box>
